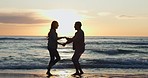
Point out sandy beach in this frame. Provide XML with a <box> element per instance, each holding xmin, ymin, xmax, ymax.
<box><xmin>0</xmin><ymin>69</ymin><xmax>148</xmax><ymax>78</ymax></box>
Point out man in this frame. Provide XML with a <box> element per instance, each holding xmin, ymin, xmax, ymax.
<box><xmin>63</xmin><ymin>21</ymin><xmax>85</xmax><ymax>75</ymax></box>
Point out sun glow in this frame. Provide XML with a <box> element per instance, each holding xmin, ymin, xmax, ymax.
<box><xmin>40</xmin><ymin>9</ymin><xmax>82</xmax><ymax>36</ymax></box>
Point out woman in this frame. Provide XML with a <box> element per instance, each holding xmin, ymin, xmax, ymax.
<box><xmin>46</xmin><ymin>21</ymin><xmax>64</xmax><ymax>76</ymax></box>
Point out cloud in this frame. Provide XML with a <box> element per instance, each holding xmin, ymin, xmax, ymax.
<box><xmin>117</xmin><ymin>15</ymin><xmax>148</xmax><ymax>20</ymax></box>
<box><xmin>116</xmin><ymin>15</ymin><xmax>136</xmax><ymax>19</ymax></box>
<box><xmin>0</xmin><ymin>12</ymin><xmax>50</xmax><ymax>24</ymax></box>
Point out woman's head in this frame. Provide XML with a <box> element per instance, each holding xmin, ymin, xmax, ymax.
<box><xmin>51</xmin><ymin>21</ymin><xmax>59</xmax><ymax>29</ymax></box>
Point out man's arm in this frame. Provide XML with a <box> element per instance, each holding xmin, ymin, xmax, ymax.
<box><xmin>66</xmin><ymin>37</ymin><xmax>73</xmax><ymax>44</ymax></box>
<box><xmin>62</xmin><ymin>37</ymin><xmax>73</xmax><ymax>46</ymax></box>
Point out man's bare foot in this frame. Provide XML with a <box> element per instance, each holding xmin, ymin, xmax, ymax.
<box><xmin>80</xmin><ymin>71</ymin><xmax>84</xmax><ymax>74</ymax></box>
<box><xmin>46</xmin><ymin>71</ymin><xmax>52</xmax><ymax>76</ymax></box>
<box><xmin>71</xmin><ymin>72</ymin><xmax>80</xmax><ymax>76</ymax></box>
<box><xmin>47</xmin><ymin>73</ymin><xmax>53</xmax><ymax>76</ymax></box>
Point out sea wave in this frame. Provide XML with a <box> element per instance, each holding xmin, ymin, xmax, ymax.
<box><xmin>86</xmin><ymin>42</ymin><xmax>148</xmax><ymax>45</ymax></box>
<box><xmin>87</xmin><ymin>49</ymin><xmax>148</xmax><ymax>55</ymax></box>
<box><xmin>0</xmin><ymin>36</ymin><xmax>148</xmax><ymax>70</ymax></box>
<box><xmin>0</xmin><ymin>58</ymin><xmax>148</xmax><ymax>69</ymax></box>
<box><xmin>0</xmin><ymin>37</ymin><xmax>46</xmax><ymax>40</ymax></box>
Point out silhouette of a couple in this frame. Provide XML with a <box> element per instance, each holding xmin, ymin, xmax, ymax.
<box><xmin>46</xmin><ymin>21</ymin><xmax>85</xmax><ymax>76</ymax></box>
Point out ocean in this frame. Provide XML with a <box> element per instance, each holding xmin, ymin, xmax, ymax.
<box><xmin>0</xmin><ymin>36</ymin><xmax>148</xmax><ymax>73</ymax></box>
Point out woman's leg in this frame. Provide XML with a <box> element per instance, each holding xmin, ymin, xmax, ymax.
<box><xmin>47</xmin><ymin>49</ymin><xmax>60</xmax><ymax>75</ymax></box>
<box><xmin>52</xmin><ymin>49</ymin><xmax>60</xmax><ymax>65</ymax></box>
<box><xmin>46</xmin><ymin>49</ymin><xmax>55</xmax><ymax>75</ymax></box>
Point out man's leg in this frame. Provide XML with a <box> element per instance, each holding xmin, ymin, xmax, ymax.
<box><xmin>72</xmin><ymin>51</ymin><xmax>82</xmax><ymax>75</ymax></box>
<box><xmin>72</xmin><ymin>49</ymin><xmax>84</xmax><ymax>75</ymax></box>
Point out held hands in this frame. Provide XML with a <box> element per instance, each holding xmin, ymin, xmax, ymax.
<box><xmin>61</xmin><ymin>37</ymin><xmax>71</xmax><ymax>40</ymax></box>
<box><xmin>59</xmin><ymin>37</ymin><xmax>70</xmax><ymax>47</ymax></box>
<box><xmin>61</xmin><ymin>43</ymin><xmax>67</xmax><ymax>46</ymax></box>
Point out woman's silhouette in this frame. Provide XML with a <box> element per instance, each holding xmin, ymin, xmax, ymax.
<box><xmin>46</xmin><ymin>21</ymin><xmax>64</xmax><ymax>76</ymax></box>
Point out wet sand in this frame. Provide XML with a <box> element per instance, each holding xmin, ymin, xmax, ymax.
<box><xmin>0</xmin><ymin>69</ymin><xmax>147</xmax><ymax>78</ymax></box>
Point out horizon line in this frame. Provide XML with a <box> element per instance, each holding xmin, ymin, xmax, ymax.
<box><xmin>0</xmin><ymin>35</ymin><xmax>148</xmax><ymax>37</ymax></box>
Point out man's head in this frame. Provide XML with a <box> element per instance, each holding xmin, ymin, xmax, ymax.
<box><xmin>74</xmin><ymin>21</ymin><xmax>82</xmax><ymax>30</ymax></box>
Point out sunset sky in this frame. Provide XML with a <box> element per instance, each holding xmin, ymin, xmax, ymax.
<box><xmin>0</xmin><ymin>0</ymin><xmax>148</xmax><ymax>36</ymax></box>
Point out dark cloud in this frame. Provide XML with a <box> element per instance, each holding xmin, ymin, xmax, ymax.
<box><xmin>117</xmin><ymin>15</ymin><xmax>148</xmax><ymax>20</ymax></box>
<box><xmin>118</xmin><ymin>15</ymin><xmax>136</xmax><ymax>19</ymax></box>
<box><xmin>0</xmin><ymin>12</ymin><xmax>50</xmax><ymax>24</ymax></box>
<box><xmin>116</xmin><ymin>15</ymin><xmax>136</xmax><ymax>19</ymax></box>
<box><xmin>117</xmin><ymin>15</ymin><xmax>148</xmax><ymax>19</ymax></box>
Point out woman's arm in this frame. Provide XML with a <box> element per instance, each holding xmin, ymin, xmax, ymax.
<box><xmin>57</xmin><ymin>37</ymin><xmax>66</xmax><ymax>40</ymax></box>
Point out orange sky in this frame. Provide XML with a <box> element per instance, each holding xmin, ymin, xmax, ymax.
<box><xmin>0</xmin><ymin>0</ymin><xmax>148</xmax><ymax>36</ymax></box>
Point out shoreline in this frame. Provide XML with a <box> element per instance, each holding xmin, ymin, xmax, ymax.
<box><xmin>0</xmin><ymin>69</ymin><xmax>148</xmax><ymax>78</ymax></box>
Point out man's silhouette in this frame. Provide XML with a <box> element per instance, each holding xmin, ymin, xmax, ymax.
<box><xmin>63</xmin><ymin>21</ymin><xmax>85</xmax><ymax>75</ymax></box>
